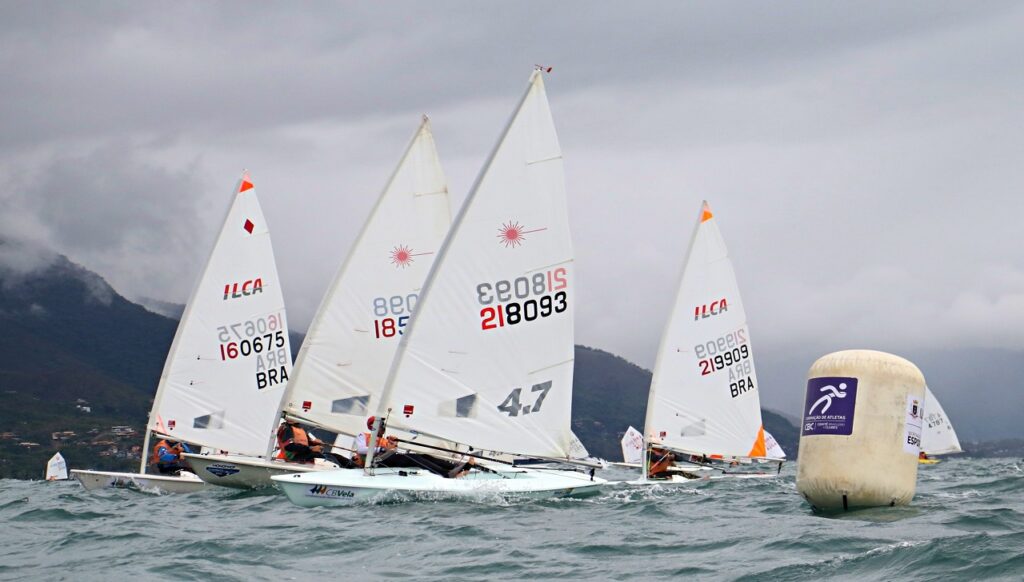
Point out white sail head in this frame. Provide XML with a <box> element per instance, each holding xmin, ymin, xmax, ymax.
<box><xmin>282</xmin><ymin>118</ymin><xmax>451</xmax><ymax>438</ymax></box>
<box><xmin>922</xmin><ymin>385</ymin><xmax>962</xmax><ymax>455</ymax></box>
<box><xmin>381</xmin><ymin>71</ymin><xmax>576</xmax><ymax>459</ymax></box>
<box><xmin>764</xmin><ymin>430</ymin><xmax>786</xmax><ymax>459</ymax></box>
<box><xmin>46</xmin><ymin>452</ymin><xmax>68</xmax><ymax>480</ymax></box>
<box><xmin>644</xmin><ymin>201</ymin><xmax>766</xmax><ymax>459</ymax></box>
<box><xmin>147</xmin><ymin>175</ymin><xmax>292</xmax><ymax>458</ymax></box>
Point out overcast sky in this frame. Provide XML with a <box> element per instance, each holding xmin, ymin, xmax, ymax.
<box><xmin>2</xmin><ymin>2</ymin><xmax>1023</xmax><ymax>416</ymax></box>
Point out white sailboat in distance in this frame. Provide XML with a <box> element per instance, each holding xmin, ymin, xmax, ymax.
<box><xmin>274</xmin><ymin>69</ymin><xmax>607</xmax><ymax>505</ymax></box>
<box><xmin>71</xmin><ymin>174</ymin><xmax>290</xmax><ymax>493</ymax></box>
<box><xmin>185</xmin><ymin>117</ymin><xmax>452</xmax><ymax>488</ymax></box>
<box><xmin>45</xmin><ymin>452</ymin><xmax>68</xmax><ymax>481</ymax></box>
<box><xmin>635</xmin><ymin>201</ymin><xmax>779</xmax><ymax>483</ymax></box>
<box><xmin>920</xmin><ymin>385</ymin><xmax>962</xmax><ymax>463</ymax></box>
<box><xmin>764</xmin><ymin>430</ymin><xmax>786</xmax><ymax>460</ymax></box>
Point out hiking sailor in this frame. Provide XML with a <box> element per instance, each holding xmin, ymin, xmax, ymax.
<box><xmin>151</xmin><ymin>439</ymin><xmax>192</xmax><ymax>475</ymax></box>
<box><xmin>277</xmin><ymin>419</ymin><xmax>327</xmax><ymax>464</ymax></box>
<box><xmin>352</xmin><ymin>416</ymin><xmax>398</xmax><ymax>467</ymax></box>
<box><xmin>355</xmin><ymin>416</ymin><xmax>475</xmax><ymax>478</ymax></box>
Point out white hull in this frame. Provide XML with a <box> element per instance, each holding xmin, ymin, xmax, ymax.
<box><xmin>183</xmin><ymin>453</ymin><xmax>335</xmax><ymax>489</ymax></box>
<box><xmin>628</xmin><ymin>469</ymin><xmax>780</xmax><ymax>485</ymax></box>
<box><xmin>70</xmin><ymin>469</ymin><xmax>208</xmax><ymax>493</ymax></box>
<box><xmin>272</xmin><ymin>466</ymin><xmax>607</xmax><ymax>507</ymax></box>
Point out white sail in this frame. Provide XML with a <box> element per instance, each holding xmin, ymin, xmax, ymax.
<box><xmin>922</xmin><ymin>385</ymin><xmax>962</xmax><ymax>455</ymax></box>
<box><xmin>621</xmin><ymin>426</ymin><xmax>644</xmax><ymax>464</ymax></box>
<box><xmin>281</xmin><ymin>118</ymin><xmax>451</xmax><ymax>437</ymax></box>
<box><xmin>568</xmin><ymin>431</ymin><xmax>590</xmax><ymax>460</ymax></box>
<box><xmin>380</xmin><ymin>71</ymin><xmax>575</xmax><ymax>459</ymax></box>
<box><xmin>764</xmin><ymin>430</ymin><xmax>786</xmax><ymax>459</ymax></box>
<box><xmin>46</xmin><ymin>452</ymin><xmax>68</xmax><ymax>480</ymax></box>
<box><xmin>644</xmin><ymin>202</ymin><xmax>766</xmax><ymax>459</ymax></box>
<box><xmin>147</xmin><ymin>175</ymin><xmax>292</xmax><ymax>458</ymax></box>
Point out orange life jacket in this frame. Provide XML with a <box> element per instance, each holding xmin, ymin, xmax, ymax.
<box><xmin>150</xmin><ymin>439</ymin><xmax>175</xmax><ymax>465</ymax></box>
<box><xmin>351</xmin><ymin>433</ymin><xmax>390</xmax><ymax>468</ymax></box>
<box><xmin>277</xmin><ymin>424</ymin><xmax>309</xmax><ymax>449</ymax></box>
<box><xmin>647</xmin><ymin>448</ymin><xmax>675</xmax><ymax>478</ymax></box>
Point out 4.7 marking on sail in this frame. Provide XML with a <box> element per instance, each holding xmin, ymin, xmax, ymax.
<box><xmin>497</xmin><ymin>381</ymin><xmax>553</xmax><ymax>417</ymax></box>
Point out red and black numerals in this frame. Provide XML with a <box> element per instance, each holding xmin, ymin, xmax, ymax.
<box><xmin>217</xmin><ymin>313</ymin><xmax>285</xmax><ymax>359</ymax></box>
<box><xmin>371</xmin><ymin>294</ymin><xmax>417</xmax><ymax>339</ymax></box>
<box><xmin>477</xmin><ymin>268</ymin><xmax>568</xmax><ymax>331</ymax></box>
<box><xmin>215</xmin><ymin>313</ymin><xmax>289</xmax><ymax>390</ymax></box>
<box><xmin>694</xmin><ymin>328</ymin><xmax>756</xmax><ymax>398</ymax></box>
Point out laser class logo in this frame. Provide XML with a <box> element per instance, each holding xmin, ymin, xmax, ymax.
<box><xmin>802</xmin><ymin>377</ymin><xmax>858</xmax><ymax>437</ymax></box>
<box><xmin>389</xmin><ymin>244</ymin><xmax>434</xmax><ymax>269</ymax></box>
<box><xmin>808</xmin><ymin>382</ymin><xmax>849</xmax><ymax>415</ymax></box>
<box><xmin>497</xmin><ymin>220</ymin><xmax>547</xmax><ymax>248</ymax></box>
<box><xmin>223</xmin><ymin>278</ymin><xmax>264</xmax><ymax>300</ymax></box>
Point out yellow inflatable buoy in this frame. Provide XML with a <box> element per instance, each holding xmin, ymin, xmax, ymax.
<box><xmin>796</xmin><ymin>350</ymin><xmax>925</xmax><ymax>511</ymax></box>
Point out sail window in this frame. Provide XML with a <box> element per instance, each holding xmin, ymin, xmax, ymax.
<box><xmin>455</xmin><ymin>394</ymin><xmax>477</xmax><ymax>418</ymax></box>
<box><xmin>193</xmin><ymin>412</ymin><xmax>225</xmax><ymax>430</ymax></box>
<box><xmin>332</xmin><ymin>396</ymin><xmax>369</xmax><ymax>415</ymax></box>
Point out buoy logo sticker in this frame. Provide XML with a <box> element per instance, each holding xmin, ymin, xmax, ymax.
<box><xmin>802</xmin><ymin>377</ymin><xmax>858</xmax><ymax>437</ymax></box>
<box><xmin>808</xmin><ymin>383</ymin><xmax>848</xmax><ymax>415</ymax></box>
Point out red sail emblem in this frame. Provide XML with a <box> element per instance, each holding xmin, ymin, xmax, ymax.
<box><xmin>497</xmin><ymin>220</ymin><xmax>547</xmax><ymax>248</ymax></box>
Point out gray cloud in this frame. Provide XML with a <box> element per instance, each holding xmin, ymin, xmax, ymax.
<box><xmin>1</xmin><ymin>142</ymin><xmax>209</xmax><ymax>301</ymax></box>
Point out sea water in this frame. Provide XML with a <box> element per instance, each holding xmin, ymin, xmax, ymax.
<box><xmin>1</xmin><ymin>458</ymin><xmax>1021</xmax><ymax>581</ymax></box>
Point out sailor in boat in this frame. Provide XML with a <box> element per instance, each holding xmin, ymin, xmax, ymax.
<box><xmin>276</xmin><ymin>420</ymin><xmax>357</xmax><ymax>468</ymax></box>
<box><xmin>647</xmin><ymin>446</ymin><xmax>677</xmax><ymax>480</ymax></box>
<box><xmin>276</xmin><ymin>419</ymin><xmax>336</xmax><ymax>464</ymax></box>
<box><xmin>151</xmin><ymin>439</ymin><xmax>193</xmax><ymax>475</ymax></box>
<box><xmin>351</xmin><ymin>416</ymin><xmax>397</xmax><ymax>467</ymax></box>
<box><xmin>354</xmin><ymin>416</ymin><xmax>475</xmax><ymax>478</ymax></box>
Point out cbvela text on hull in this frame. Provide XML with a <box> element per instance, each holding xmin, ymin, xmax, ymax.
<box><xmin>271</xmin><ymin>466</ymin><xmax>607</xmax><ymax>507</ymax></box>
<box><xmin>183</xmin><ymin>453</ymin><xmax>333</xmax><ymax>489</ymax></box>
<box><xmin>70</xmin><ymin>469</ymin><xmax>207</xmax><ymax>493</ymax></box>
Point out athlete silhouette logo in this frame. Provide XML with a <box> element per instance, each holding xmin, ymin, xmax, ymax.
<box><xmin>808</xmin><ymin>383</ymin><xmax>848</xmax><ymax>415</ymax></box>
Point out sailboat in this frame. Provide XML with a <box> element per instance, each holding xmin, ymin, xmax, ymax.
<box><xmin>71</xmin><ymin>174</ymin><xmax>291</xmax><ymax>493</ymax></box>
<box><xmin>185</xmin><ymin>117</ymin><xmax>452</xmax><ymax>488</ymax></box>
<box><xmin>633</xmin><ymin>201</ymin><xmax>779</xmax><ymax>483</ymax></box>
<box><xmin>920</xmin><ymin>385</ymin><xmax>962</xmax><ymax>464</ymax></box>
<box><xmin>620</xmin><ymin>426</ymin><xmax>644</xmax><ymax>465</ymax></box>
<box><xmin>273</xmin><ymin>69</ymin><xmax>606</xmax><ymax>506</ymax></box>
<box><xmin>764</xmin><ymin>430</ymin><xmax>786</xmax><ymax>460</ymax></box>
<box><xmin>45</xmin><ymin>452</ymin><xmax>68</xmax><ymax>481</ymax></box>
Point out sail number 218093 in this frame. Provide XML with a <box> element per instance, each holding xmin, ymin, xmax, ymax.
<box><xmin>477</xmin><ymin>268</ymin><xmax>568</xmax><ymax>331</ymax></box>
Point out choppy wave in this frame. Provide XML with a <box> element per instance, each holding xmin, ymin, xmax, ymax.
<box><xmin>0</xmin><ymin>457</ymin><xmax>1021</xmax><ymax>580</ymax></box>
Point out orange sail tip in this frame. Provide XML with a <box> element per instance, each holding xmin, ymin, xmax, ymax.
<box><xmin>701</xmin><ymin>202</ymin><xmax>714</xmax><ymax>223</ymax></box>
<box><xmin>239</xmin><ymin>175</ymin><xmax>254</xmax><ymax>192</ymax></box>
<box><xmin>748</xmin><ymin>425</ymin><xmax>767</xmax><ymax>458</ymax></box>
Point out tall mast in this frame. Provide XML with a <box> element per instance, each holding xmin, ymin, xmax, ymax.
<box><xmin>364</xmin><ymin>71</ymin><xmax>543</xmax><ymax>473</ymax></box>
